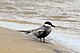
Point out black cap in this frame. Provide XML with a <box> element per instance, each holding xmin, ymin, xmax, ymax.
<box><xmin>44</xmin><ymin>21</ymin><xmax>55</xmax><ymax>27</ymax></box>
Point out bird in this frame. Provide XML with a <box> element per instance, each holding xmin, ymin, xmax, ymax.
<box><xmin>19</xmin><ymin>21</ymin><xmax>55</xmax><ymax>43</ymax></box>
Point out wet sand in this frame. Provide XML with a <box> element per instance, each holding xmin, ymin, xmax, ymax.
<box><xmin>0</xmin><ymin>27</ymin><xmax>71</xmax><ymax>53</ymax></box>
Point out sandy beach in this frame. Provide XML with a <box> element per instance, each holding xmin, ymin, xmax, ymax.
<box><xmin>0</xmin><ymin>27</ymin><xmax>72</xmax><ymax>53</ymax></box>
<box><xmin>0</xmin><ymin>0</ymin><xmax>80</xmax><ymax>53</ymax></box>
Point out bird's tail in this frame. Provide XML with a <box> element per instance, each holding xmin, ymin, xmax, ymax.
<box><xmin>18</xmin><ymin>30</ymin><xmax>31</xmax><ymax>34</ymax></box>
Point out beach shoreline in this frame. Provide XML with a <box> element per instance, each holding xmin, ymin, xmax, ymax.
<box><xmin>0</xmin><ymin>27</ymin><xmax>74</xmax><ymax>53</ymax></box>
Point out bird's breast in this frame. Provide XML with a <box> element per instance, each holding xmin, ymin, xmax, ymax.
<box><xmin>44</xmin><ymin>27</ymin><xmax>51</xmax><ymax>35</ymax></box>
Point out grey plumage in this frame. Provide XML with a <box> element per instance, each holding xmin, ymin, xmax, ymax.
<box><xmin>19</xmin><ymin>21</ymin><xmax>55</xmax><ymax>43</ymax></box>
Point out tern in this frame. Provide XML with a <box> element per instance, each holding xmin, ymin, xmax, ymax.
<box><xmin>19</xmin><ymin>21</ymin><xmax>55</xmax><ymax>43</ymax></box>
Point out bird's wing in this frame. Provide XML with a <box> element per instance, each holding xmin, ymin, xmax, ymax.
<box><xmin>18</xmin><ymin>26</ymin><xmax>45</xmax><ymax>35</ymax></box>
<box><xmin>32</xmin><ymin>27</ymin><xmax>45</xmax><ymax>37</ymax></box>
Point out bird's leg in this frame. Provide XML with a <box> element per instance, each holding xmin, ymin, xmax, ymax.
<box><xmin>40</xmin><ymin>38</ymin><xmax>42</xmax><ymax>42</ymax></box>
<box><xmin>43</xmin><ymin>37</ymin><xmax>45</xmax><ymax>43</ymax></box>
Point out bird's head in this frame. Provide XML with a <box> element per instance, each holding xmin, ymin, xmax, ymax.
<box><xmin>44</xmin><ymin>21</ymin><xmax>55</xmax><ymax>27</ymax></box>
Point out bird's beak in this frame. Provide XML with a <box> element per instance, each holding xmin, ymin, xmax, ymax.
<box><xmin>51</xmin><ymin>25</ymin><xmax>55</xmax><ymax>27</ymax></box>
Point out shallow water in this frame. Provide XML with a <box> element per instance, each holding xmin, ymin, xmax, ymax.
<box><xmin>0</xmin><ymin>0</ymin><xmax>80</xmax><ymax>53</ymax></box>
